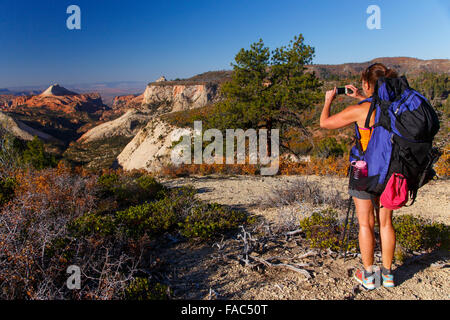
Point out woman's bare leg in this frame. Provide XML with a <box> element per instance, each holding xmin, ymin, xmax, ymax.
<box><xmin>353</xmin><ymin>197</ymin><xmax>376</xmax><ymax>271</ymax></box>
<box><xmin>378</xmin><ymin>207</ymin><xmax>395</xmax><ymax>270</ymax></box>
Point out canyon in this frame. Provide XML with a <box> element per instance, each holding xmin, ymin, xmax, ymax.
<box><xmin>1</xmin><ymin>57</ymin><xmax>448</xmax><ymax>170</ymax></box>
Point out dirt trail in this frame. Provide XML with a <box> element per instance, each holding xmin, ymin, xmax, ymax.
<box><xmin>160</xmin><ymin>175</ymin><xmax>449</xmax><ymax>300</ymax></box>
<box><xmin>163</xmin><ymin>175</ymin><xmax>449</xmax><ymax>224</ymax></box>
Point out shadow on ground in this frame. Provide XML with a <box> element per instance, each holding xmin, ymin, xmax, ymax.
<box><xmin>395</xmin><ymin>249</ymin><xmax>449</xmax><ymax>286</ymax></box>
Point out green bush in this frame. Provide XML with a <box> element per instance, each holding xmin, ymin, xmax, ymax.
<box><xmin>314</xmin><ymin>137</ymin><xmax>347</xmax><ymax>158</ymax></box>
<box><xmin>300</xmin><ymin>208</ymin><xmax>357</xmax><ymax>251</ymax></box>
<box><xmin>136</xmin><ymin>175</ymin><xmax>164</xmax><ymax>196</ymax></box>
<box><xmin>116</xmin><ymin>197</ymin><xmax>178</xmax><ymax>239</ymax></box>
<box><xmin>22</xmin><ymin>136</ymin><xmax>57</xmax><ymax>169</ymax></box>
<box><xmin>97</xmin><ymin>172</ymin><xmax>164</xmax><ymax>207</ymax></box>
<box><xmin>124</xmin><ymin>278</ymin><xmax>170</xmax><ymax>300</ymax></box>
<box><xmin>394</xmin><ymin>215</ymin><xmax>449</xmax><ymax>252</ymax></box>
<box><xmin>69</xmin><ymin>212</ymin><xmax>116</xmax><ymax>237</ymax></box>
<box><xmin>98</xmin><ymin>173</ymin><xmax>120</xmax><ymax>194</ymax></box>
<box><xmin>71</xmin><ymin>181</ymin><xmax>250</xmax><ymax>242</ymax></box>
<box><xmin>0</xmin><ymin>177</ymin><xmax>16</xmax><ymax>205</ymax></box>
<box><xmin>180</xmin><ymin>203</ymin><xmax>249</xmax><ymax>240</ymax></box>
<box><xmin>411</xmin><ymin>72</ymin><xmax>449</xmax><ymax>101</ymax></box>
<box><xmin>424</xmin><ymin>222</ymin><xmax>450</xmax><ymax>250</ymax></box>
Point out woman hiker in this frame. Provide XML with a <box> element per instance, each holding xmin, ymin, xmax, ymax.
<box><xmin>319</xmin><ymin>63</ymin><xmax>396</xmax><ymax>290</ymax></box>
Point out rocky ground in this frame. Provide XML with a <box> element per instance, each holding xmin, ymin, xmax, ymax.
<box><xmin>156</xmin><ymin>175</ymin><xmax>449</xmax><ymax>300</ymax></box>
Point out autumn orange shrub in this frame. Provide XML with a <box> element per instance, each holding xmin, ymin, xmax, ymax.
<box><xmin>279</xmin><ymin>155</ymin><xmax>349</xmax><ymax>176</ymax></box>
<box><xmin>160</xmin><ymin>155</ymin><xmax>349</xmax><ymax>177</ymax></box>
<box><xmin>160</xmin><ymin>157</ymin><xmax>261</xmax><ymax>177</ymax></box>
<box><xmin>0</xmin><ymin>165</ymin><xmax>100</xmax><ymax>299</ymax></box>
<box><xmin>0</xmin><ymin>163</ymin><xmax>251</xmax><ymax>299</ymax></box>
<box><xmin>435</xmin><ymin>145</ymin><xmax>450</xmax><ymax>177</ymax></box>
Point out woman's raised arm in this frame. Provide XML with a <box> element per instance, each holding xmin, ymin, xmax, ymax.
<box><xmin>320</xmin><ymin>87</ymin><xmax>362</xmax><ymax>130</ymax></box>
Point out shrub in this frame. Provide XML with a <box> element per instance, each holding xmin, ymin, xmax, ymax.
<box><xmin>22</xmin><ymin>136</ymin><xmax>57</xmax><ymax>169</ymax></box>
<box><xmin>69</xmin><ymin>212</ymin><xmax>116</xmax><ymax>237</ymax></box>
<box><xmin>435</xmin><ymin>145</ymin><xmax>449</xmax><ymax>177</ymax></box>
<box><xmin>0</xmin><ymin>167</ymin><xmax>103</xmax><ymax>299</ymax></box>
<box><xmin>0</xmin><ymin>177</ymin><xmax>16</xmax><ymax>205</ymax></box>
<box><xmin>124</xmin><ymin>278</ymin><xmax>170</xmax><ymax>300</ymax></box>
<box><xmin>180</xmin><ymin>203</ymin><xmax>249</xmax><ymax>240</ymax></box>
<box><xmin>265</xmin><ymin>177</ymin><xmax>346</xmax><ymax>210</ymax></box>
<box><xmin>116</xmin><ymin>197</ymin><xmax>179</xmax><ymax>239</ymax></box>
<box><xmin>314</xmin><ymin>137</ymin><xmax>347</xmax><ymax>158</ymax></box>
<box><xmin>115</xmin><ymin>185</ymin><xmax>249</xmax><ymax>241</ymax></box>
<box><xmin>279</xmin><ymin>155</ymin><xmax>349</xmax><ymax>176</ymax></box>
<box><xmin>299</xmin><ymin>208</ymin><xmax>357</xmax><ymax>251</ymax></box>
<box><xmin>97</xmin><ymin>172</ymin><xmax>165</xmax><ymax>207</ymax></box>
<box><xmin>136</xmin><ymin>175</ymin><xmax>164</xmax><ymax>195</ymax></box>
<box><xmin>394</xmin><ymin>215</ymin><xmax>449</xmax><ymax>252</ymax></box>
<box><xmin>0</xmin><ymin>166</ymin><xmax>250</xmax><ymax>299</ymax></box>
<box><xmin>98</xmin><ymin>172</ymin><xmax>120</xmax><ymax>193</ymax></box>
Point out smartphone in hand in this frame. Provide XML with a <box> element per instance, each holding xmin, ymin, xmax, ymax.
<box><xmin>337</xmin><ymin>87</ymin><xmax>354</xmax><ymax>95</ymax></box>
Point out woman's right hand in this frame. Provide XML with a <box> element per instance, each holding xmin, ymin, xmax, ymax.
<box><xmin>345</xmin><ymin>85</ymin><xmax>366</xmax><ymax>100</ymax></box>
<box><xmin>325</xmin><ymin>87</ymin><xmax>337</xmax><ymax>105</ymax></box>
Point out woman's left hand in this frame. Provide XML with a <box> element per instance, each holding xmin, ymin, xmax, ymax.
<box><xmin>345</xmin><ymin>85</ymin><xmax>366</xmax><ymax>100</ymax></box>
<box><xmin>325</xmin><ymin>87</ymin><xmax>337</xmax><ymax>104</ymax></box>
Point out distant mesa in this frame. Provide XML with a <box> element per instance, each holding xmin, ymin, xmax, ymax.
<box><xmin>40</xmin><ymin>84</ymin><xmax>78</xmax><ymax>97</ymax></box>
<box><xmin>0</xmin><ymin>88</ymin><xmax>12</xmax><ymax>94</ymax></box>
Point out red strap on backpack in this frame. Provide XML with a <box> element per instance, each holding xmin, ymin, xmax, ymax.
<box><xmin>380</xmin><ymin>173</ymin><xmax>408</xmax><ymax>210</ymax></box>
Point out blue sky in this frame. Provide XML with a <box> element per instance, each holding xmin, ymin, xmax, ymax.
<box><xmin>0</xmin><ymin>0</ymin><xmax>449</xmax><ymax>87</ymax></box>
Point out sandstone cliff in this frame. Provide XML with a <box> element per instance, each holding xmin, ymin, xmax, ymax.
<box><xmin>99</xmin><ymin>94</ymin><xmax>145</xmax><ymax>121</ymax></box>
<box><xmin>117</xmin><ymin>117</ymin><xmax>192</xmax><ymax>172</ymax></box>
<box><xmin>112</xmin><ymin>94</ymin><xmax>144</xmax><ymax>110</ymax></box>
<box><xmin>142</xmin><ymin>79</ymin><xmax>220</xmax><ymax>112</ymax></box>
<box><xmin>0</xmin><ymin>111</ymin><xmax>56</xmax><ymax>141</ymax></box>
<box><xmin>77</xmin><ymin>109</ymin><xmax>151</xmax><ymax>144</ymax></box>
<box><xmin>113</xmin><ymin>75</ymin><xmax>223</xmax><ymax>172</ymax></box>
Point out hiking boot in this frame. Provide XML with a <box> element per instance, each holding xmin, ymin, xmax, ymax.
<box><xmin>354</xmin><ymin>269</ymin><xmax>376</xmax><ymax>290</ymax></box>
<box><xmin>382</xmin><ymin>272</ymin><xmax>395</xmax><ymax>288</ymax></box>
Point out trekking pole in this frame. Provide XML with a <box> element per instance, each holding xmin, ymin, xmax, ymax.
<box><xmin>344</xmin><ymin>202</ymin><xmax>356</xmax><ymax>261</ymax></box>
<box><xmin>340</xmin><ymin>197</ymin><xmax>353</xmax><ymax>258</ymax></box>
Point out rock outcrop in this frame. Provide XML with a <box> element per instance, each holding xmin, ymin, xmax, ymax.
<box><xmin>40</xmin><ymin>84</ymin><xmax>78</xmax><ymax>97</ymax></box>
<box><xmin>112</xmin><ymin>94</ymin><xmax>144</xmax><ymax>110</ymax></box>
<box><xmin>112</xmin><ymin>76</ymin><xmax>224</xmax><ymax>172</ymax></box>
<box><xmin>0</xmin><ymin>95</ymin><xmax>16</xmax><ymax>108</ymax></box>
<box><xmin>99</xmin><ymin>94</ymin><xmax>145</xmax><ymax>121</ymax></box>
<box><xmin>0</xmin><ymin>111</ymin><xmax>56</xmax><ymax>141</ymax></box>
<box><xmin>117</xmin><ymin>117</ymin><xmax>191</xmax><ymax>172</ymax></box>
<box><xmin>142</xmin><ymin>80</ymin><xmax>221</xmax><ymax>112</ymax></box>
<box><xmin>77</xmin><ymin>109</ymin><xmax>151</xmax><ymax>144</ymax></box>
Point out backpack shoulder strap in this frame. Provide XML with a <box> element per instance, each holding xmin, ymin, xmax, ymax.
<box><xmin>363</xmin><ymin>79</ymin><xmax>381</xmax><ymax>129</ymax></box>
<box><xmin>364</xmin><ymin>98</ymin><xmax>378</xmax><ymax>129</ymax></box>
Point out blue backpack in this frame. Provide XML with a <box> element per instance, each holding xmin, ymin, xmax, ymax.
<box><xmin>349</xmin><ymin>76</ymin><xmax>441</xmax><ymax>204</ymax></box>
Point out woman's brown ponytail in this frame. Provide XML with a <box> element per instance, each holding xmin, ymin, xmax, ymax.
<box><xmin>361</xmin><ymin>63</ymin><xmax>398</xmax><ymax>89</ymax></box>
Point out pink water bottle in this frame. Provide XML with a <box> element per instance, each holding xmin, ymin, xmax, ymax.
<box><xmin>351</xmin><ymin>161</ymin><xmax>368</xmax><ymax>179</ymax></box>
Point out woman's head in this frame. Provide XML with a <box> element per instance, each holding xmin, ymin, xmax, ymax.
<box><xmin>361</xmin><ymin>63</ymin><xmax>398</xmax><ymax>96</ymax></box>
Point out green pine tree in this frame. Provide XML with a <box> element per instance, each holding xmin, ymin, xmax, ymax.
<box><xmin>207</xmin><ymin>34</ymin><xmax>322</xmax><ymax>154</ymax></box>
<box><xmin>22</xmin><ymin>136</ymin><xmax>56</xmax><ymax>170</ymax></box>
